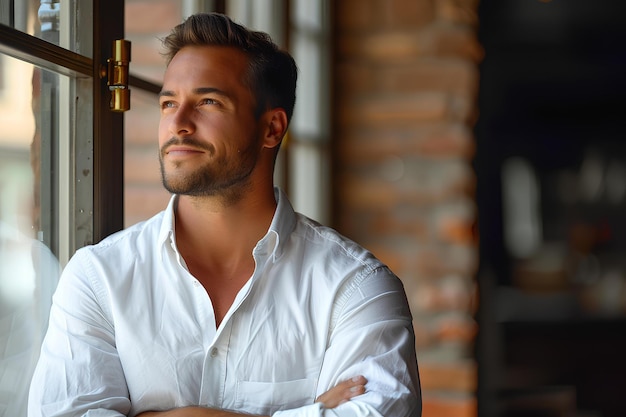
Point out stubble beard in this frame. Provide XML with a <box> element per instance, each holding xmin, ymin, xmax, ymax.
<box><xmin>159</xmin><ymin>137</ymin><xmax>258</xmax><ymax>202</ymax></box>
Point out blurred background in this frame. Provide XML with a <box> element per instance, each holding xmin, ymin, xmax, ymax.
<box><xmin>1</xmin><ymin>0</ymin><xmax>625</xmax><ymax>416</ymax></box>
<box><xmin>476</xmin><ymin>1</ymin><xmax>626</xmax><ymax>417</ymax></box>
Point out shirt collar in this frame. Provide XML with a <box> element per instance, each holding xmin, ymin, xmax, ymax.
<box><xmin>156</xmin><ymin>188</ymin><xmax>297</xmax><ymax>262</ymax></box>
<box><xmin>264</xmin><ymin>186</ymin><xmax>297</xmax><ymax>262</ymax></box>
<box><xmin>158</xmin><ymin>194</ymin><xmax>178</xmax><ymax>260</ymax></box>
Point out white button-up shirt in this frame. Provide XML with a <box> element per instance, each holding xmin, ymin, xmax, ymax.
<box><xmin>29</xmin><ymin>188</ymin><xmax>421</xmax><ymax>417</ymax></box>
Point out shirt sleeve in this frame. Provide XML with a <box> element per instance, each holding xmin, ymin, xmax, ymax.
<box><xmin>28</xmin><ymin>249</ymin><xmax>131</xmax><ymax>417</ymax></box>
<box><xmin>275</xmin><ymin>266</ymin><xmax>422</xmax><ymax>417</ymax></box>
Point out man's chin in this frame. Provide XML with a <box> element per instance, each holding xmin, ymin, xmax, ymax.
<box><xmin>162</xmin><ymin>178</ymin><xmax>197</xmax><ymax>195</ymax></box>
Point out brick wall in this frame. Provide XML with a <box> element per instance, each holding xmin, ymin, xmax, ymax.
<box><xmin>333</xmin><ymin>1</ymin><xmax>482</xmax><ymax>416</ymax></box>
<box><xmin>124</xmin><ymin>0</ymin><xmax>179</xmax><ymax>226</ymax></box>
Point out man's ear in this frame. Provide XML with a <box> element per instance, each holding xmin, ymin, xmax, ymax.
<box><xmin>263</xmin><ymin>108</ymin><xmax>288</xmax><ymax>150</ymax></box>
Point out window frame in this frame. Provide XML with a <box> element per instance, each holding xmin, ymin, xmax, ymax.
<box><xmin>0</xmin><ymin>0</ymin><xmax>156</xmax><ymax>253</ymax></box>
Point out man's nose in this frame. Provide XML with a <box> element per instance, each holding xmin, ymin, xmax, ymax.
<box><xmin>170</xmin><ymin>105</ymin><xmax>195</xmax><ymax>136</ymax></box>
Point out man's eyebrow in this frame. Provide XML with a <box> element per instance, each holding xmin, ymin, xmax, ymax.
<box><xmin>194</xmin><ymin>87</ymin><xmax>228</xmax><ymax>96</ymax></box>
<box><xmin>158</xmin><ymin>87</ymin><xmax>229</xmax><ymax>98</ymax></box>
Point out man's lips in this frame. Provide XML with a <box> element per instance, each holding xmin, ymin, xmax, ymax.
<box><xmin>161</xmin><ymin>138</ymin><xmax>214</xmax><ymax>158</ymax></box>
<box><xmin>164</xmin><ymin>146</ymin><xmax>205</xmax><ymax>156</ymax></box>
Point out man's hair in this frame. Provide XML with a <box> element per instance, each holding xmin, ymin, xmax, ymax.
<box><xmin>162</xmin><ymin>13</ymin><xmax>297</xmax><ymax>122</ymax></box>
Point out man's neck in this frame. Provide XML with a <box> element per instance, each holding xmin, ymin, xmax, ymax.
<box><xmin>173</xmin><ymin>187</ymin><xmax>277</xmax><ymax>271</ymax></box>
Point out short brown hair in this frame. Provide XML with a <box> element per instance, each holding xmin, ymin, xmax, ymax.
<box><xmin>162</xmin><ymin>13</ymin><xmax>297</xmax><ymax>122</ymax></box>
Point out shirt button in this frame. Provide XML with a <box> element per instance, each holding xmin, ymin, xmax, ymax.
<box><xmin>210</xmin><ymin>347</ymin><xmax>218</xmax><ymax>357</ymax></box>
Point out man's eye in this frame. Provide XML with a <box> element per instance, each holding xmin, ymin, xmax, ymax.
<box><xmin>160</xmin><ymin>101</ymin><xmax>175</xmax><ymax>109</ymax></box>
<box><xmin>201</xmin><ymin>98</ymin><xmax>218</xmax><ymax>105</ymax></box>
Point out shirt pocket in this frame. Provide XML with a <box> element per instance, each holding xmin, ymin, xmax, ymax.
<box><xmin>234</xmin><ymin>378</ymin><xmax>316</xmax><ymax>415</ymax></box>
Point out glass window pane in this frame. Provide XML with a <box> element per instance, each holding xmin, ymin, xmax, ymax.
<box><xmin>0</xmin><ymin>0</ymin><xmax>92</xmax><ymax>57</ymax></box>
<box><xmin>0</xmin><ymin>50</ymin><xmax>91</xmax><ymax>416</ymax></box>
<box><xmin>0</xmin><ymin>55</ymin><xmax>60</xmax><ymax>416</ymax></box>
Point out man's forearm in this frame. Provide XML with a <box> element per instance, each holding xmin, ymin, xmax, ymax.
<box><xmin>137</xmin><ymin>407</ymin><xmax>267</xmax><ymax>417</ymax></box>
<box><xmin>136</xmin><ymin>376</ymin><xmax>367</xmax><ymax>417</ymax></box>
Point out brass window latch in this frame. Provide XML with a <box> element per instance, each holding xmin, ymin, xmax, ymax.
<box><xmin>106</xmin><ymin>39</ymin><xmax>131</xmax><ymax>112</ymax></box>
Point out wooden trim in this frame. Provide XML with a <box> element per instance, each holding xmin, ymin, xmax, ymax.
<box><xmin>129</xmin><ymin>74</ymin><xmax>161</xmax><ymax>94</ymax></box>
<box><xmin>0</xmin><ymin>23</ymin><xmax>92</xmax><ymax>77</ymax></box>
<box><xmin>92</xmin><ymin>0</ymin><xmax>125</xmax><ymax>242</ymax></box>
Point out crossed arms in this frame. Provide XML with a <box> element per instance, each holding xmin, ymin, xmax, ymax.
<box><xmin>136</xmin><ymin>376</ymin><xmax>367</xmax><ymax>416</ymax></box>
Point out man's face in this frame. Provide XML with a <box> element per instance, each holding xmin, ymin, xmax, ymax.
<box><xmin>158</xmin><ymin>45</ymin><xmax>262</xmax><ymax>198</ymax></box>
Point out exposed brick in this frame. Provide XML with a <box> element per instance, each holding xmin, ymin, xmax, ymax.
<box><xmin>411</xmin><ymin>313</ymin><xmax>477</xmax><ymax>353</ymax></box>
<box><xmin>433</xmin><ymin>200</ymin><xmax>476</xmax><ymax>244</ymax></box>
<box><xmin>422</xmin><ymin>394</ymin><xmax>477</xmax><ymax>417</ymax></box>
<box><xmin>420</xmin><ymin>24</ymin><xmax>484</xmax><ymax>61</ymax></box>
<box><xmin>381</xmin><ymin>0</ymin><xmax>435</xmax><ymax>28</ymax></box>
<box><xmin>334</xmin><ymin>0</ymin><xmax>379</xmax><ymax>31</ymax></box>
<box><xmin>380</xmin><ymin>60</ymin><xmax>479</xmax><ymax>96</ymax></box>
<box><xmin>435</xmin><ymin>313</ymin><xmax>478</xmax><ymax>344</ymax></box>
<box><xmin>368</xmin><ymin>208</ymin><xmax>431</xmax><ymax>240</ymax></box>
<box><xmin>124</xmin><ymin>184</ymin><xmax>171</xmax><ymax>226</ymax></box>
<box><xmin>414</xmin><ymin>124</ymin><xmax>475</xmax><ymax>159</ymax></box>
<box><xmin>451</xmin><ymin>94</ymin><xmax>477</xmax><ymax>124</ymax></box>
<box><xmin>337</xmin><ymin>167</ymin><xmax>474</xmax><ymax>214</ymax></box>
<box><xmin>336</xmin><ymin>124</ymin><xmax>475</xmax><ymax>161</ymax></box>
<box><xmin>338</xmin><ymin>30</ymin><xmax>427</xmax><ymax>61</ymax></box>
<box><xmin>410</xmin><ymin>275</ymin><xmax>477</xmax><ymax>313</ymax></box>
<box><xmin>413</xmin><ymin>321</ymin><xmax>437</xmax><ymax>349</ymax></box>
<box><xmin>361</xmin><ymin>243</ymin><xmax>412</xmax><ymax>276</ymax></box>
<box><xmin>437</xmin><ymin>214</ymin><xmax>475</xmax><ymax>244</ymax></box>
<box><xmin>413</xmin><ymin>244</ymin><xmax>477</xmax><ymax>278</ymax></box>
<box><xmin>336</xmin><ymin>59</ymin><xmax>479</xmax><ymax>100</ymax></box>
<box><xmin>338</xmin><ymin>177</ymin><xmax>436</xmax><ymax>210</ymax></box>
<box><xmin>124</xmin><ymin>100</ymin><xmax>159</xmax><ymax>146</ymax></box>
<box><xmin>336</xmin><ymin>0</ymin><xmax>435</xmax><ymax>32</ymax></box>
<box><xmin>126</xmin><ymin>0</ymin><xmax>183</xmax><ymax>34</ymax></box>
<box><xmin>420</xmin><ymin>360</ymin><xmax>477</xmax><ymax>392</ymax></box>
<box><xmin>127</xmin><ymin>35</ymin><xmax>168</xmax><ymax>68</ymax></box>
<box><xmin>435</xmin><ymin>0</ymin><xmax>480</xmax><ymax>27</ymax></box>
<box><xmin>130</xmin><ymin>66</ymin><xmax>166</xmax><ymax>85</ymax></box>
<box><xmin>334</xmin><ymin>61</ymin><xmax>376</xmax><ymax>95</ymax></box>
<box><xmin>338</xmin><ymin>26</ymin><xmax>483</xmax><ymax>63</ymax></box>
<box><xmin>338</xmin><ymin>93</ymin><xmax>449</xmax><ymax>127</ymax></box>
<box><xmin>124</xmin><ymin>146</ymin><xmax>161</xmax><ymax>184</ymax></box>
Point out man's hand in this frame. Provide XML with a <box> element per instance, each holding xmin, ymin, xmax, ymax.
<box><xmin>315</xmin><ymin>375</ymin><xmax>367</xmax><ymax>408</ymax></box>
<box><xmin>136</xmin><ymin>375</ymin><xmax>368</xmax><ymax>416</ymax></box>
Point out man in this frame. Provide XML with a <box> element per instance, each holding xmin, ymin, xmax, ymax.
<box><xmin>28</xmin><ymin>13</ymin><xmax>421</xmax><ymax>417</ymax></box>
